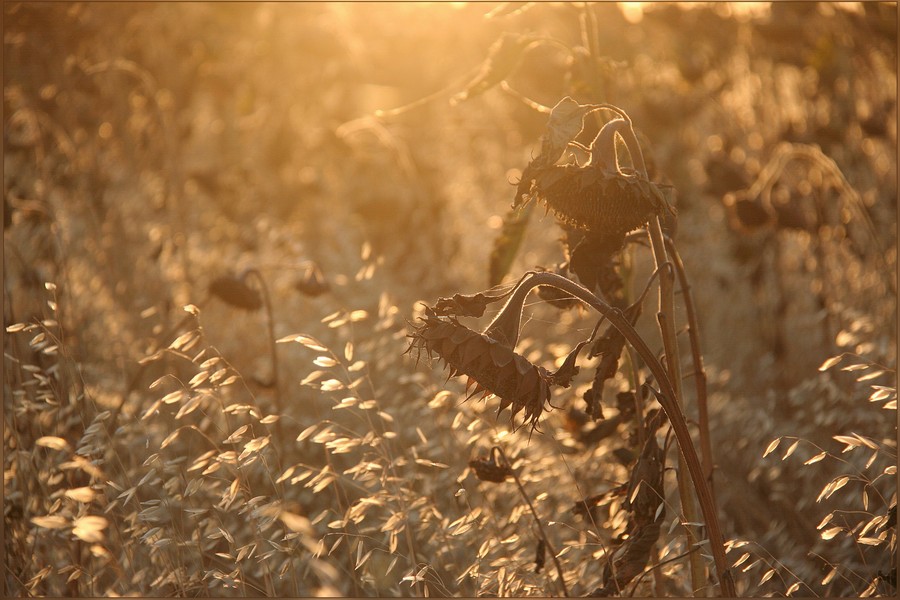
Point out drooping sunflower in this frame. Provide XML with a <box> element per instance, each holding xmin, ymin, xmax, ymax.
<box><xmin>407</xmin><ymin>307</ymin><xmax>551</xmax><ymax>430</ymax></box>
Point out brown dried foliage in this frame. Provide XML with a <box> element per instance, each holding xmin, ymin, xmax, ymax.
<box><xmin>208</xmin><ymin>275</ymin><xmax>263</xmax><ymax>311</ymax></box>
<box><xmin>594</xmin><ymin>434</ymin><xmax>666</xmax><ymax>596</ymax></box>
<box><xmin>594</xmin><ymin>520</ymin><xmax>663</xmax><ymax>596</ymax></box>
<box><xmin>469</xmin><ymin>449</ymin><xmax>514</xmax><ymax>483</ymax></box>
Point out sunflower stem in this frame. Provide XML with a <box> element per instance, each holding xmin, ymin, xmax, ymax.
<box><xmin>502</xmin><ymin>270</ymin><xmax>735</xmax><ymax>597</ymax></box>
<box><xmin>646</xmin><ymin>218</ymin><xmax>709</xmax><ymax>596</ymax></box>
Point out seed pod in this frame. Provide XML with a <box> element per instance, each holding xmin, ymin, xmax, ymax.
<box><xmin>723</xmin><ymin>190</ymin><xmax>774</xmax><ymax>232</ymax></box>
<box><xmin>468</xmin><ymin>448</ymin><xmax>513</xmax><ymax>483</ymax></box>
<box><xmin>209</xmin><ymin>275</ymin><xmax>262</xmax><ymax>311</ymax></box>
<box><xmin>407</xmin><ymin>308</ymin><xmax>551</xmax><ymax>430</ymax></box>
<box><xmin>295</xmin><ymin>263</ymin><xmax>329</xmax><ymax>297</ymax></box>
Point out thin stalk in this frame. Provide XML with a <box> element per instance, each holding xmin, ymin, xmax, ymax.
<box><xmin>624</xmin><ymin>345</ymin><xmax>646</xmax><ymax>450</ymax></box>
<box><xmin>512</xmin><ymin>271</ymin><xmax>735</xmax><ymax>597</ymax></box>
<box><xmin>770</xmin><ymin>237</ymin><xmax>790</xmax><ymax>392</ymax></box>
<box><xmin>611</xmin><ymin>106</ymin><xmax>707</xmax><ymax>593</ymax></box>
<box><xmin>629</xmin><ymin>547</ymin><xmax>701</xmax><ymax>597</ymax></box>
<box><xmin>497</xmin><ymin>447</ymin><xmax>569</xmax><ymax>597</ymax></box>
<box><xmin>499</xmin><ymin>80</ymin><xmax>552</xmax><ymax>113</ymax></box>
<box><xmin>579</xmin><ymin>3</ymin><xmax>599</xmax><ymax>80</ymax></box>
<box><xmin>244</xmin><ymin>269</ymin><xmax>286</xmax><ymax>444</ymax></box>
<box><xmin>648</xmin><ymin>218</ymin><xmax>706</xmax><ymax>596</ymax></box>
<box><xmin>662</xmin><ymin>235</ymin><xmax>715</xmax><ymax>499</ymax></box>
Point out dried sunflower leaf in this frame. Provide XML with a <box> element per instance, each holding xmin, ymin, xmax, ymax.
<box><xmin>489</xmin><ymin>203</ymin><xmax>534</xmax><ymax>286</ymax></box>
<box><xmin>433</xmin><ymin>290</ymin><xmax>507</xmax><ymax>318</ymax></box>
<box><xmin>549</xmin><ymin>340</ymin><xmax>587</xmax><ymax>387</ymax></box>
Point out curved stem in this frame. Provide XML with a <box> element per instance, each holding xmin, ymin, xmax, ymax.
<box><xmin>499</xmin><ymin>81</ymin><xmax>552</xmax><ymax>114</ymax></box>
<box><xmin>244</xmin><ymin>269</ymin><xmax>286</xmax><ymax>444</ymax></box>
<box><xmin>511</xmin><ymin>271</ymin><xmax>735</xmax><ymax>597</ymax></box>
<box><xmin>582</xmin><ymin>103</ymin><xmax>630</xmax><ymax>122</ymax></box>
<box><xmin>647</xmin><ymin>217</ymin><xmax>708</xmax><ymax>596</ymax></box>
<box><xmin>613</xmin><ymin>117</ymin><xmax>649</xmax><ymax>179</ymax></box>
<box><xmin>662</xmin><ymin>235</ymin><xmax>715</xmax><ymax>497</ymax></box>
<box><xmin>748</xmin><ymin>143</ymin><xmax>894</xmax><ymax>295</ymax></box>
<box><xmin>587</xmin><ymin>118</ymin><xmax>626</xmax><ymax>173</ymax></box>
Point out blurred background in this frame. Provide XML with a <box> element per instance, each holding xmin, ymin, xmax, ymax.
<box><xmin>4</xmin><ymin>2</ymin><xmax>897</xmax><ymax>597</ymax></box>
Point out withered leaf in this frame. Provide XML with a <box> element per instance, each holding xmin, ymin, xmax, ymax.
<box><xmin>578</xmin><ymin>413</ymin><xmax>625</xmax><ymax>446</ymax></box>
<box><xmin>569</xmin><ymin>233</ymin><xmax>626</xmax><ymax>297</ymax></box>
<box><xmin>582</xmin><ymin>301</ymin><xmax>643</xmax><ymax>420</ymax></box>
<box><xmin>625</xmin><ymin>434</ymin><xmax>665</xmax><ymax>525</ymax></box>
<box><xmin>469</xmin><ymin>449</ymin><xmax>513</xmax><ymax>483</ymax></box>
<box><xmin>533</xmin><ymin>539</ymin><xmax>546</xmax><ymax>574</ymax></box>
<box><xmin>433</xmin><ymin>290</ymin><xmax>508</xmax><ymax>318</ymax></box>
<box><xmin>549</xmin><ymin>340</ymin><xmax>588</xmax><ymax>387</ymax></box>
<box><xmin>595</xmin><ymin>520</ymin><xmax>662</xmax><ymax>595</ymax></box>
<box><xmin>540</xmin><ymin>97</ymin><xmax>594</xmax><ymax>167</ymax></box>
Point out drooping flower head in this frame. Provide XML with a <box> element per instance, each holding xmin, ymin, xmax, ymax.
<box><xmin>407</xmin><ymin>307</ymin><xmax>551</xmax><ymax>431</ymax></box>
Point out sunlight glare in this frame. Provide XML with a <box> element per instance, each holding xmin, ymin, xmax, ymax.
<box><xmin>618</xmin><ymin>2</ymin><xmax>645</xmax><ymax>24</ymax></box>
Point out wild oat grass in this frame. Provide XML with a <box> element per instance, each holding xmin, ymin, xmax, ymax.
<box><xmin>4</xmin><ymin>2</ymin><xmax>896</xmax><ymax>597</ymax></box>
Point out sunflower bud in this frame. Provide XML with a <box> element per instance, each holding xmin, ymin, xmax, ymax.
<box><xmin>295</xmin><ymin>262</ymin><xmax>330</xmax><ymax>297</ymax></box>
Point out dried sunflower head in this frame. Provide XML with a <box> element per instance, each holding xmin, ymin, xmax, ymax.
<box><xmin>514</xmin><ymin>100</ymin><xmax>675</xmax><ymax>252</ymax></box>
<box><xmin>525</xmin><ymin>164</ymin><xmax>663</xmax><ymax>240</ymax></box>
<box><xmin>407</xmin><ymin>307</ymin><xmax>551</xmax><ymax>430</ymax></box>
